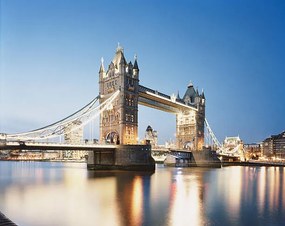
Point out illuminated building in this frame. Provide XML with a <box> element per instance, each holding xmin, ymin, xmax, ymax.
<box><xmin>261</xmin><ymin>131</ymin><xmax>285</xmax><ymax>159</ymax></box>
<box><xmin>243</xmin><ymin>143</ymin><xmax>261</xmax><ymax>159</ymax></box>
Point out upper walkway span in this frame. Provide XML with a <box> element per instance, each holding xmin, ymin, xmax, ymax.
<box><xmin>138</xmin><ymin>85</ymin><xmax>197</xmax><ymax>113</ymax></box>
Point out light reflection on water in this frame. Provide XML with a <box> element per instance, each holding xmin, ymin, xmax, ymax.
<box><xmin>0</xmin><ymin>162</ymin><xmax>284</xmax><ymax>226</ymax></box>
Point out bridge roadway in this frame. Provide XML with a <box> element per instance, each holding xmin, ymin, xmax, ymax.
<box><xmin>0</xmin><ymin>141</ymin><xmax>116</xmax><ymax>151</ymax></box>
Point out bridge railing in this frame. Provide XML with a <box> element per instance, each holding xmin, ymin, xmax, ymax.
<box><xmin>139</xmin><ymin>85</ymin><xmax>171</xmax><ymax>100</ymax></box>
<box><xmin>139</xmin><ymin>85</ymin><xmax>194</xmax><ymax>106</ymax></box>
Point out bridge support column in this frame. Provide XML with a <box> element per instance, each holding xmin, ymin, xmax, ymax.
<box><xmin>87</xmin><ymin>145</ymin><xmax>155</xmax><ymax>171</ymax></box>
<box><xmin>164</xmin><ymin>148</ymin><xmax>221</xmax><ymax>167</ymax></box>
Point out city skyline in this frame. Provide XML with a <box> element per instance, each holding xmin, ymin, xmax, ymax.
<box><xmin>1</xmin><ymin>0</ymin><xmax>285</xmax><ymax>144</ymax></box>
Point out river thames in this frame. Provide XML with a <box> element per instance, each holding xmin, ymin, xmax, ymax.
<box><xmin>0</xmin><ymin>161</ymin><xmax>284</xmax><ymax>226</ymax></box>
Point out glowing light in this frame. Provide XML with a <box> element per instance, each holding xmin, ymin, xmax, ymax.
<box><xmin>169</xmin><ymin>174</ymin><xmax>203</xmax><ymax>226</ymax></box>
<box><xmin>130</xmin><ymin>176</ymin><xmax>143</xmax><ymax>226</ymax></box>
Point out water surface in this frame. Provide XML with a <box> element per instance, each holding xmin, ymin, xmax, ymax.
<box><xmin>0</xmin><ymin>161</ymin><xmax>284</xmax><ymax>226</ymax></box>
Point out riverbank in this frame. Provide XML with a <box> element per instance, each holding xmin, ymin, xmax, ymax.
<box><xmin>0</xmin><ymin>158</ymin><xmax>86</xmax><ymax>163</ymax></box>
<box><xmin>222</xmin><ymin>160</ymin><xmax>285</xmax><ymax>167</ymax></box>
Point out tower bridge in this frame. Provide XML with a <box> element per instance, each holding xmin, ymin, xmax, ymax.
<box><xmin>0</xmin><ymin>45</ymin><xmax>221</xmax><ymax>170</ymax></box>
<box><xmin>99</xmin><ymin>45</ymin><xmax>205</xmax><ymax>150</ymax></box>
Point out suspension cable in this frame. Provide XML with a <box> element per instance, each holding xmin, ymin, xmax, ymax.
<box><xmin>204</xmin><ymin>118</ymin><xmax>222</xmax><ymax>148</ymax></box>
<box><xmin>7</xmin><ymin>91</ymin><xmax>120</xmax><ymax>140</ymax></box>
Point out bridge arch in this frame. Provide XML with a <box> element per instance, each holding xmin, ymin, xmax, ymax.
<box><xmin>184</xmin><ymin>140</ymin><xmax>195</xmax><ymax>150</ymax></box>
<box><xmin>106</xmin><ymin>131</ymin><xmax>120</xmax><ymax>145</ymax></box>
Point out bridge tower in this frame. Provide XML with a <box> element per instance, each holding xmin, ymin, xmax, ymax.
<box><xmin>176</xmin><ymin>83</ymin><xmax>205</xmax><ymax>150</ymax></box>
<box><xmin>99</xmin><ymin>45</ymin><xmax>139</xmax><ymax>144</ymax></box>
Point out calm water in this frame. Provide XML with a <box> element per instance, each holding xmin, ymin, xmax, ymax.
<box><xmin>0</xmin><ymin>162</ymin><xmax>284</xmax><ymax>226</ymax></box>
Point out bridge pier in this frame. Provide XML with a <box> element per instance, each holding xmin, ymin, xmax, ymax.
<box><xmin>87</xmin><ymin>145</ymin><xmax>155</xmax><ymax>171</ymax></box>
<box><xmin>164</xmin><ymin>148</ymin><xmax>221</xmax><ymax>167</ymax></box>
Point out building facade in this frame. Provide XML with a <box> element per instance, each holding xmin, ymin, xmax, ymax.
<box><xmin>243</xmin><ymin>143</ymin><xmax>261</xmax><ymax>159</ymax></box>
<box><xmin>99</xmin><ymin>45</ymin><xmax>139</xmax><ymax>144</ymax></box>
<box><xmin>261</xmin><ymin>131</ymin><xmax>285</xmax><ymax>159</ymax></box>
<box><xmin>144</xmin><ymin>125</ymin><xmax>158</xmax><ymax>147</ymax></box>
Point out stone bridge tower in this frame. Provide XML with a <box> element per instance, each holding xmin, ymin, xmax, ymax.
<box><xmin>176</xmin><ymin>82</ymin><xmax>205</xmax><ymax>150</ymax></box>
<box><xmin>99</xmin><ymin>45</ymin><xmax>139</xmax><ymax>144</ymax></box>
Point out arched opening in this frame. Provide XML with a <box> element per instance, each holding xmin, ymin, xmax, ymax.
<box><xmin>184</xmin><ymin>141</ymin><xmax>194</xmax><ymax>150</ymax></box>
<box><xmin>106</xmin><ymin>132</ymin><xmax>120</xmax><ymax>144</ymax></box>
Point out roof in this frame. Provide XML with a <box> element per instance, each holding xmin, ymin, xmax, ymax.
<box><xmin>133</xmin><ymin>58</ymin><xmax>139</xmax><ymax>70</ymax></box>
<box><xmin>112</xmin><ymin>45</ymin><xmax>127</xmax><ymax>67</ymax></box>
<box><xmin>146</xmin><ymin>125</ymin><xmax>153</xmax><ymax>132</ymax></box>
<box><xmin>183</xmin><ymin>83</ymin><xmax>197</xmax><ymax>100</ymax></box>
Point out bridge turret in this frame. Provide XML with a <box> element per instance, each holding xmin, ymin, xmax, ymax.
<box><xmin>99</xmin><ymin>45</ymin><xmax>139</xmax><ymax>145</ymax></box>
<box><xmin>176</xmin><ymin>82</ymin><xmax>205</xmax><ymax>151</ymax></box>
<box><xmin>201</xmin><ymin>89</ymin><xmax>205</xmax><ymax>101</ymax></box>
<box><xmin>113</xmin><ymin>44</ymin><xmax>127</xmax><ymax>74</ymax></box>
<box><xmin>128</xmin><ymin>61</ymin><xmax>133</xmax><ymax>74</ymax></box>
<box><xmin>99</xmin><ymin>57</ymin><xmax>105</xmax><ymax>80</ymax></box>
<box><xmin>133</xmin><ymin>55</ymin><xmax>139</xmax><ymax>79</ymax></box>
<box><xmin>183</xmin><ymin>82</ymin><xmax>197</xmax><ymax>105</ymax></box>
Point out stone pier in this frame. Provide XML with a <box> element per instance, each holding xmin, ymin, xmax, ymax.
<box><xmin>87</xmin><ymin>145</ymin><xmax>155</xmax><ymax>171</ymax></box>
<box><xmin>164</xmin><ymin>148</ymin><xmax>221</xmax><ymax>167</ymax></box>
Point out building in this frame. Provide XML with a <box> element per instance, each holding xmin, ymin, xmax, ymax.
<box><xmin>223</xmin><ymin>136</ymin><xmax>243</xmax><ymax>148</ymax></box>
<box><xmin>99</xmin><ymin>45</ymin><xmax>139</xmax><ymax>145</ymax></box>
<box><xmin>176</xmin><ymin>83</ymin><xmax>205</xmax><ymax>150</ymax></box>
<box><xmin>144</xmin><ymin>125</ymin><xmax>158</xmax><ymax>147</ymax></box>
<box><xmin>261</xmin><ymin>131</ymin><xmax>285</xmax><ymax>159</ymax></box>
<box><xmin>243</xmin><ymin>143</ymin><xmax>261</xmax><ymax>159</ymax></box>
<box><xmin>216</xmin><ymin>136</ymin><xmax>246</xmax><ymax>161</ymax></box>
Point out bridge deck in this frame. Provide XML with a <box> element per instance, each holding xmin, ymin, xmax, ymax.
<box><xmin>0</xmin><ymin>141</ymin><xmax>116</xmax><ymax>151</ymax></box>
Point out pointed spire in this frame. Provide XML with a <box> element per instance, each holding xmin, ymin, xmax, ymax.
<box><xmin>177</xmin><ymin>91</ymin><xmax>181</xmax><ymax>99</ymax></box>
<box><xmin>119</xmin><ymin>54</ymin><xmax>126</xmax><ymax>65</ymax></box>
<box><xmin>99</xmin><ymin>57</ymin><xmax>105</xmax><ymax>73</ymax></box>
<box><xmin>128</xmin><ymin>61</ymin><xmax>133</xmax><ymax>70</ymax></box>
<box><xmin>196</xmin><ymin>87</ymin><xmax>199</xmax><ymax>95</ymax></box>
<box><xmin>201</xmin><ymin>88</ymin><xmax>205</xmax><ymax>99</ymax></box>
<box><xmin>112</xmin><ymin>43</ymin><xmax>126</xmax><ymax>67</ymax></box>
<box><xmin>133</xmin><ymin>54</ymin><xmax>139</xmax><ymax>70</ymax></box>
<box><xmin>116</xmin><ymin>42</ymin><xmax>124</xmax><ymax>53</ymax></box>
<box><xmin>188</xmin><ymin>81</ymin><xmax>193</xmax><ymax>88</ymax></box>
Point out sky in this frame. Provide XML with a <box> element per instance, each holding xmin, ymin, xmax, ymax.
<box><xmin>0</xmin><ymin>0</ymin><xmax>285</xmax><ymax>144</ymax></box>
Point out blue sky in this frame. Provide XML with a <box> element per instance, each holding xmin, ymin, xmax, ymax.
<box><xmin>1</xmin><ymin>0</ymin><xmax>284</xmax><ymax>144</ymax></box>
